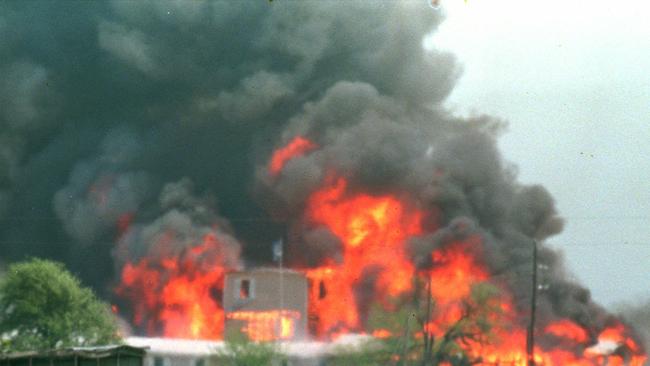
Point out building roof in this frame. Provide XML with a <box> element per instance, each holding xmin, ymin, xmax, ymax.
<box><xmin>124</xmin><ymin>334</ymin><xmax>376</xmax><ymax>359</ymax></box>
<box><xmin>0</xmin><ymin>345</ymin><xmax>146</xmax><ymax>360</ymax></box>
<box><xmin>1</xmin><ymin>335</ymin><xmax>377</xmax><ymax>360</ymax></box>
<box><xmin>125</xmin><ymin>337</ymin><xmax>221</xmax><ymax>356</ymax></box>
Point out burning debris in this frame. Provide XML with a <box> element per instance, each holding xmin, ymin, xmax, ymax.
<box><xmin>0</xmin><ymin>1</ymin><xmax>646</xmax><ymax>365</ymax></box>
<box><xmin>261</xmin><ymin>134</ymin><xmax>647</xmax><ymax>364</ymax></box>
<box><xmin>222</xmin><ymin>268</ymin><xmax>308</xmax><ymax>342</ymax></box>
<box><xmin>114</xmin><ymin>179</ymin><xmax>241</xmax><ymax>339</ymax></box>
<box><xmin>302</xmin><ymin>175</ymin><xmax>424</xmax><ymax>336</ymax></box>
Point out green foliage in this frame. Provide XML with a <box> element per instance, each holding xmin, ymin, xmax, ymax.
<box><xmin>325</xmin><ymin>338</ymin><xmax>394</xmax><ymax>366</ymax></box>
<box><xmin>427</xmin><ymin>283</ymin><xmax>504</xmax><ymax>365</ymax></box>
<box><xmin>334</xmin><ymin>282</ymin><xmax>505</xmax><ymax>366</ymax></box>
<box><xmin>0</xmin><ymin>258</ymin><xmax>120</xmax><ymax>353</ymax></box>
<box><xmin>367</xmin><ymin>298</ymin><xmax>420</xmax><ymax>338</ymax></box>
<box><xmin>213</xmin><ymin>340</ymin><xmax>287</xmax><ymax>366</ymax></box>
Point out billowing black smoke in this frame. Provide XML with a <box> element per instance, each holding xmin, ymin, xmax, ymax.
<box><xmin>0</xmin><ymin>0</ymin><xmax>453</xmax><ymax>290</ymax></box>
<box><xmin>0</xmin><ymin>0</ymin><xmax>643</xmax><ymax>350</ymax></box>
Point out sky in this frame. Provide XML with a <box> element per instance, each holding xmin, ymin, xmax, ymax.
<box><xmin>427</xmin><ymin>0</ymin><xmax>650</xmax><ymax>306</ymax></box>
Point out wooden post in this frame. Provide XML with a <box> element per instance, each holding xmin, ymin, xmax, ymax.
<box><xmin>426</xmin><ymin>274</ymin><xmax>433</xmax><ymax>363</ymax></box>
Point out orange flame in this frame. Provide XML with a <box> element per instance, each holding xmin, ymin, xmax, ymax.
<box><xmin>227</xmin><ymin>310</ymin><xmax>301</xmax><ymax>341</ymax></box>
<box><xmin>583</xmin><ymin>323</ymin><xmax>647</xmax><ymax>366</ymax></box>
<box><xmin>111</xmin><ymin>136</ymin><xmax>647</xmax><ymax>366</ymax></box>
<box><xmin>305</xmin><ymin>177</ymin><xmax>424</xmax><ymax>336</ymax></box>
<box><xmin>297</xmin><ymin>175</ymin><xmax>647</xmax><ymax>365</ymax></box>
<box><xmin>268</xmin><ymin>136</ymin><xmax>317</xmax><ymax>176</ymax></box>
<box><xmin>307</xmin><ymin>178</ymin><xmax>422</xmax><ymax>336</ymax></box>
<box><xmin>545</xmin><ymin>320</ymin><xmax>589</xmax><ymax>343</ymax></box>
<box><xmin>116</xmin><ymin>232</ymin><xmax>229</xmax><ymax>339</ymax></box>
<box><xmin>429</xmin><ymin>236</ymin><xmax>488</xmax><ymax>304</ymax></box>
<box><xmin>372</xmin><ymin>329</ymin><xmax>392</xmax><ymax>339</ymax></box>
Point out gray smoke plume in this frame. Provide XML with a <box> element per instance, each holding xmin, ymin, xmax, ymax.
<box><xmin>254</xmin><ymin>39</ymin><xmax>638</xmax><ymax>350</ymax></box>
<box><xmin>0</xmin><ymin>0</ymin><xmax>455</xmax><ymax>284</ymax></box>
<box><xmin>114</xmin><ymin>177</ymin><xmax>241</xmax><ymax>269</ymax></box>
<box><xmin>258</xmin><ymin>77</ymin><xmax>623</xmax><ymax>341</ymax></box>
<box><xmin>0</xmin><ymin>60</ymin><xmax>58</xmax><ymax>219</ymax></box>
<box><xmin>113</xmin><ymin>178</ymin><xmax>242</xmax><ymax>335</ymax></box>
<box><xmin>53</xmin><ymin>129</ymin><xmax>154</xmax><ymax>244</ymax></box>
<box><xmin>618</xmin><ymin>299</ymin><xmax>650</xmax><ymax>351</ymax></box>
<box><xmin>0</xmin><ymin>0</ymin><xmax>644</xmax><ymax>352</ymax></box>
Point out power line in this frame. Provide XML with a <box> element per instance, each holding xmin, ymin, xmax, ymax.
<box><xmin>548</xmin><ymin>242</ymin><xmax>650</xmax><ymax>247</ymax></box>
<box><xmin>564</xmin><ymin>216</ymin><xmax>650</xmax><ymax>220</ymax></box>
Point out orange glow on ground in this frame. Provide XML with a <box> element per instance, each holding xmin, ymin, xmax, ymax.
<box><xmin>372</xmin><ymin>329</ymin><xmax>392</xmax><ymax>339</ymax></box>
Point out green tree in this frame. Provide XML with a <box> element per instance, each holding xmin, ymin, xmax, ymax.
<box><xmin>325</xmin><ymin>338</ymin><xmax>394</xmax><ymax>366</ymax></box>
<box><xmin>334</xmin><ymin>282</ymin><xmax>504</xmax><ymax>366</ymax></box>
<box><xmin>426</xmin><ymin>283</ymin><xmax>504</xmax><ymax>366</ymax></box>
<box><xmin>0</xmin><ymin>258</ymin><xmax>120</xmax><ymax>353</ymax></box>
<box><xmin>213</xmin><ymin>339</ymin><xmax>287</xmax><ymax>366</ymax></box>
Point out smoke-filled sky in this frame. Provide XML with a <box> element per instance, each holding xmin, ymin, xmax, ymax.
<box><xmin>429</xmin><ymin>0</ymin><xmax>650</xmax><ymax>307</ymax></box>
<box><xmin>0</xmin><ymin>0</ymin><xmax>461</xmax><ymax>294</ymax></box>
<box><xmin>0</xmin><ymin>0</ymin><xmax>647</xmax><ymax>321</ymax></box>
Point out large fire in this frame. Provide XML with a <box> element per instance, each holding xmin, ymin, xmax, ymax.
<box><xmin>284</xmin><ymin>137</ymin><xmax>645</xmax><ymax>364</ymax></box>
<box><xmin>305</xmin><ymin>176</ymin><xmax>424</xmax><ymax>336</ymax></box>
<box><xmin>112</xmin><ymin>136</ymin><xmax>646</xmax><ymax>365</ymax></box>
<box><xmin>116</xmin><ymin>232</ymin><xmax>229</xmax><ymax>339</ymax></box>
<box><xmin>303</xmin><ymin>178</ymin><xmax>645</xmax><ymax>364</ymax></box>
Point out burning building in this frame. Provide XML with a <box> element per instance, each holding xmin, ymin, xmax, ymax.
<box><xmin>223</xmin><ymin>268</ymin><xmax>308</xmax><ymax>342</ymax></box>
<box><xmin>0</xmin><ymin>1</ymin><xmax>647</xmax><ymax>365</ymax></box>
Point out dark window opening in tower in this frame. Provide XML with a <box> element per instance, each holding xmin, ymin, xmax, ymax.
<box><xmin>318</xmin><ymin>280</ymin><xmax>327</xmax><ymax>299</ymax></box>
<box><xmin>240</xmin><ymin>279</ymin><xmax>251</xmax><ymax>299</ymax></box>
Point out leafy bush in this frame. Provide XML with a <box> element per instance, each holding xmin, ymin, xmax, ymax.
<box><xmin>213</xmin><ymin>340</ymin><xmax>287</xmax><ymax>366</ymax></box>
<box><xmin>0</xmin><ymin>258</ymin><xmax>120</xmax><ymax>353</ymax></box>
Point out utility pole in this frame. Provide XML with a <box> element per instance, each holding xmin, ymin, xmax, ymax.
<box><xmin>427</xmin><ymin>274</ymin><xmax>434</xmax><ymax>360</ymax></box>
<box><xmin>526</xmin><ymin>239</ymin><xmax>538</xmax><ymax>366</ymax></box>
<box><xmin>422</xmin><ymin>273</ymin><xmax>433</xmax><ymax>366</ymax></box>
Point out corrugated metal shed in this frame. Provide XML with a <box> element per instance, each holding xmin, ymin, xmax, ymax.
<box><xmin>0</xmin><ymin>345</ymin><xmax>146</xmax><ymax>366</ymax></box>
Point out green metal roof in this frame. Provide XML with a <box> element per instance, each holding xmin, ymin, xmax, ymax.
<box><xmin>0</xmin><ymin>345</ymin><xmax>147</xmax><ymax>360</ymax></box>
